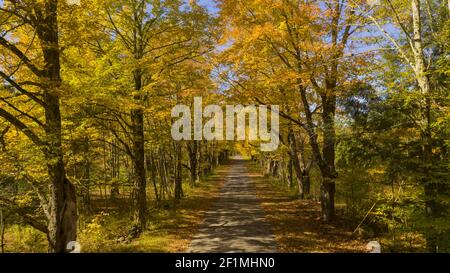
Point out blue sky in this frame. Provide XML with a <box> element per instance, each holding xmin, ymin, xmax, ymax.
<box><xmin>0</xmin><ymin>0</ymin><xmax>218</xmax><ymax>12</ymax></box>
<box><xmin>197</xmin><ymin>0</ymin><xmax>220</xmax><ymax>16</ymax></box>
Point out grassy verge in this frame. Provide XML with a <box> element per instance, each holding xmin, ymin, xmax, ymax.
<box><xmin>79</xmin><ymin>165</ymin><xmax>229</xmax><ymax>253</ymax></box>
<box><xmin>2</xmin><ymin>164</ymin><xmax>229</xmax><ymax>253</ymax></box>
<box><xmin>247</xmin><ymin>161</ymin><xmax>366</xmax><ymax>253</ymax></box>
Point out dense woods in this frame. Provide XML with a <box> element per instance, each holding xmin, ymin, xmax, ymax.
<box><xmin>0</xmin><ymin>0</ymin><xmax>448</xmax><ymax>253</ymax></box>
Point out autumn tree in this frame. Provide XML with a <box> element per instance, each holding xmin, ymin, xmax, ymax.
<box><xmin>0</xmin><ymin>0</ymin><xmax>78</xmax><ymax>252</ymax></box>
<box><xmin>219</xmin><ymin>0</ymin><xmax>364</xmax><ymax>221</ymax></box>
<box><xmin>63</xmin><ymin>0</ymin><xmax>217</xmax><ymax>232</ymax></box>
<box><xmin>350</xmin><ymin>0</ymin><xmax>449</xmax><ymax>252</ymax></box>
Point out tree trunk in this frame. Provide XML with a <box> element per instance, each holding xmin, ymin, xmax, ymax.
<box><xmin>174</xmin><ymin>143</ymin><xmax>183</xmax><ymax>200</ymax></box>
<box><xmin>131</xmin><ymin>70</ymin><xmax>147</xmax><ymax>231</ymax></box>
<box><xmin>411</xmin><ymin>0</ymin><xmax>438</xmax><ymax>252</ymax></box>
<box><xmin>287</xmin><ymin>158</ymin><xmax>293</xmax><ymax>188</ymax></box>
<box><xmin>110</xmin><ymin>139</ymin><xmax>120</xmax><ymax>200</ymax></box>
<box><xmin>38</xmin><ymin>0</ymin><xmax>77</xmax><ymax>253</ymax></box>
<box><xmin>288</xmin><ymin>129</ymin><xmax>305</xmax><ymax>198</ymax></box>
<box><xmin>0</xmin><ymin>209</ymin><xmax>5</xmax><ymax>253</ymax></box>
<box><xmin>147</xmin><ymin>153</ymin><xmax>160</xmax><ymax>202</ymax></box>
<box><xmin>188</xmin><ymin>141</ymin><xmax>199</xmax><ymax>186</ymax></box>
<box><xmin>81</xmin><ymin>137</ymin><xmax>92</xmax><ymax>214</ymax></box>
<box><xmin>271</xmin><ymin>160</ymin><xmax>279</xmax><ymax>178</ymax></box>
<box><xmin>302</xmin><ymin>171</ymin><xmax>311</xmax><ymax>195</ymax></box>
<box><xmin>45</xmin><ymin>99</ymin><xmax>78</xmax><ymax>253</ymax></box>
<box><xmin>320</xmin><ymin>176</ymin><xmax>336</xmax><ymax>222</ymax></box>
<box><xmin>319</xmin><ymin>93</ymin><xmax>338</xmax><ymax>222</ymax></box>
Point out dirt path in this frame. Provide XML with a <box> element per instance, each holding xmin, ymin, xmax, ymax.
<box><xmin>188</xmin><ymin>159</ymin><xmax>278</xmax><ymax>253</ymax></box>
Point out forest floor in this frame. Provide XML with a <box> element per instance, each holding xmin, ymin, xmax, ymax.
<box><xmin>3</xmin><ymin>164</ymin><xmax>230</xmax><ymax>253</ymax></box>
<box><xmin>76</xmin><ymin>165</ymin><xmax>230</xmax><ymax>253</ymax></box>
<box><xmin>248</xmin><ymin>162</ymin><xmax>367</xmax><ymax>253</ymax></box>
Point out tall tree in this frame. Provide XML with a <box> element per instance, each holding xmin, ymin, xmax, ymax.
<box><xmin>0</xmin><ymin>0</ymin><xmax>77</xmax><ymax>252</ymax></box>
<box><xmin>95</xmin><ymin>0</ymin><xmax>215</xmax><ymax>232</ymax></box>
<box><xmin>220</xmin><ymin>0</ymin><xmax>362</xmax><ymax>221</ymax></box>
<box><xmin>351</xmin><ymin>0</ymin><xmax>449</xmax><ymax>251</ymax></box>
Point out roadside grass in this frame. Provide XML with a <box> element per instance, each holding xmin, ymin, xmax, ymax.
<box><xmin>247</xmin><ymin>161</ymin><xmax>366</xmax><ymax>253</ymax></box>
<box><xmin>2</xmin><ymin>164</ymin><xmax>229</xmax><ymax>253</ymax></box>
<box><xmin>78</xmin><ymin>164</ymin><xmax>229</xmax><ymax>253</ymax></box>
